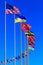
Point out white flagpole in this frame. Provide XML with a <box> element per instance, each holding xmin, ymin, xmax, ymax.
<box><xmin>24</xmin><ymin>33</ymin><xmax>29</xmax><ymax>65</ymax></box>
<box><xmin>4</xmin><ymin>1</ymin><xmax>6</xmax><ymax>65</ymax></box>
<box><xmin>26</xmin><ymin>36</ymin><xmax>29</xmax><ymax>65</ymax></box>
<box><xmin>14</xmin><ymin>15</ymin><xmax>16</xmax><ymax>65</ymax></box>
<box><xmin>24</xmin><ymin>32</ymin><xmax>27</xmax><ymax>65</ymax></box>
<box><xmin>20</xmin><ymin>23</ymin><xmax>22</xmax><ymax>65</ymax></box>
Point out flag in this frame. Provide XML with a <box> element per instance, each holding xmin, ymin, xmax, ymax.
<box><xmin>25</xmin><ymin>33</ymin><xmax>34</xmax><ymax>36</ymax></box>
<box><xmin>29</xmin><ymin>41</ymin><xmax>35</xmax><ymax>47</ymax></box>
<box><xmin>28</xmin><ymin>45</ymin><xmax>34</xmax><ymax>51</ymax></box>
<box><xmin>15</xmin><ymin>15</ymin><xmax>26</xmax><ymax>23</ymax></box>
<box><xmin>21</xmin><ymin>24</ymin><xmax>31</xmax><ymax>31</ymax></box>
<box><xmin>27</xmin><ymin>36</ymin><xmax>35</xmax><ymax>41</ymax></box>
<box><xmin>25</xmin><ymin>31</ymin><xmax>34</xmax><ymax>36</ymax></box>
<box><xmin>6</xmin><ymin>4</ymin><xmax>21</xmax><ymax>14</ymax></box>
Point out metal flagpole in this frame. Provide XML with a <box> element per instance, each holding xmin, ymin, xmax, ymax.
<box><xmin>4</xmin><ymin>1</ymin><xmax>6</xmax><ymax>65</ymax></box>
<box><xmin>24</xmin><ymin>32</ymin><xmax>27</xmax><ymax>65</ymax></box>
<box><xmin>26</xmin><ymin>36</ymin><xmax>29</xmax><ymax>65</ymax></box>
<box><xmin>20</xmin><ymin>23</ymin><xmax>22</xmax><ymax>65</ymax></box>
<box><xmin>24</xmin><ymin>32</ymin><xmax>29</xmax><ymax>65</ymax></box>
<box><xmin>14</xmin><ymin>14</ymin><xmax>16</xmax><ymax>65</ymax></box>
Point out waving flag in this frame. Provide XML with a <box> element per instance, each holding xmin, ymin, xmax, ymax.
<box><xmin>25</xmin><ymin>31</ymin><xmax>34</xmax><ymax>36</ymax></box>
<box><xmin>21</xmin><ymin>24</ymin><xmax>31</xmax><ymax>31</ymax></box>
<box><xmin>6</xmin><ymin>4</ymin><xmax>21</xmax><ymax>14</ymax></box>
<box><xmin>29</xmin><ymin>41</ymin><xmax>35</xmax><ymax>47</ymax></box>
<box><xmin>27</xmin><ymin>36</ymin><xmax>35</xmax><ymax>41</ymax></box>
<box><xmin>28</xmin><ymin>45</ymin><xmax>34</xmax><ymax>51</ymax></box>
<box><xmin>15</xmin><ymin>14</ymin><xmax>26</xmax><ymax>23</ymax></box>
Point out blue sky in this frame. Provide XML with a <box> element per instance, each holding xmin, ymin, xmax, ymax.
<box><xmin>0</xmin><ymin>0</ymin><xmax>43</xmax><ymax>65</ymax></box>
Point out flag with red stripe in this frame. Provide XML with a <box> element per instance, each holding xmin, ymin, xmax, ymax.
<box><xmin>6</xmin><ymin>4</ymin><xmax>21</xmax><ymax>14</ymax></box>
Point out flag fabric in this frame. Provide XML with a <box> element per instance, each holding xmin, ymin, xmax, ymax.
<box><xmin>27</xmin><ymin>36</ymin><xmax>35</xmax><ymax>41</ymax></box>
<box><xmin>15</xmin><ymin>14</ymin><xmax>26</xmax><ymax>20</ymax></box>
<box><xmin>28</xmin><ymin>45</ymin><xmax>34</xmax><ymax>51</ymax></box>
<box><xmin>15</xmin><ymin>18</ymin><xmax>26</xmax><ymax>23</ymax></box>
<box><xmin>25</xmin><ymin>33</ymin><xmax>34</xmax><ymax>36</ymax></box>
<box><xmin>6</xmin><ymin>4</ymin><xmax>21</xmax><ymax>14</ymax></box>
<box><xmin>21</xmin><ymin>24</ymin><xmax>31</xmax><ymax>31</ymax></box>
<box><xmin>25</xmin><ymin>31</ymin><xmax>34</xmax><ymax>36</ymax></box>
<box><xmin>29</xmin><ymin>41</ymin><xmax>35</xmax><ymax>47</ymax></box>
<box><xmin>6</xmin><ymin>4</ymin><xmax>13</xmax><ymax>10</ymax></box>
<box><xmin>15</xmin><ymin>15</ymin><xmax>26</xmax><ymax>23</ymax></box>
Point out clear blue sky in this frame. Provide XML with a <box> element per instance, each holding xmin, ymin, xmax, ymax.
<box><xmin>0</xmin><ymin>0</ymin><xmax>43</xmax><ymax>65</ymax></box>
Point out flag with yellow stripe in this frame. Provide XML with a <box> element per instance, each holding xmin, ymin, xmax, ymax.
<box><xmin>15</xmin><ymin>14</ymin><xmax>26</xmax><ymax>23</ymax></box>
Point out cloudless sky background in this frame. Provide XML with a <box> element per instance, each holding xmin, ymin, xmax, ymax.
<box><xmin>0</xmin><ymin>0</ymin><xmax>43</xmax><ymax>65</ymax></box>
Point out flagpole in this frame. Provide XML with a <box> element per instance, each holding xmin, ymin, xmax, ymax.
<box><xmin>24</xmin><ymin>32</ymin><xmax>27</xmax><ymax>65</ymax></box>
<box><xmin>26</xmin><ymin>36</ymin><xmax>29</xmax><ymax>65</ymax></box>
<box><xmin>20</xmin><ymin>23</ymin><xmax>22</xmax><ymax>65</ymax></box>
<box><xmin>4</xmin><ymin>1</ymin><xmax>6</xmax><ymax>65</ymax></box>
<box><xmin>24</xmin><ymin>33</ymin><xmax>29</xmax><ymax>65</ymax></box>
<box><xmin>14</xmin><ymin>14</ymin><xmax>16</xmax><ymax>65</ymax></box>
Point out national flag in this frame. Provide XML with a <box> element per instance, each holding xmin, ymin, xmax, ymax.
<box><xmin>29</xmin><ymin>41</ymin><xmax>35</xmax><ymax>47</ymax></box>
<box><xmin>28</xmin><ymin>45</ymin><xmax>34</xmax><ymax>51</ymax></box>
<box><xmin>27</xmin><ymin>36</ymin><xmax>35</xmax><ymax>41</ymax></box>
<box><xmin>21</xmin><ymin>24</ymin><xmax>31</xmax><ymax>31</ymax></box>
<box><xmin>6</xmin><ymin>4</ymin><xmax>21</xmax><ymax>14</ymax></box>
<box><xmin>25</xmin><ymin>31</ymin><xmax>34</xmax><ymax>36</ymax></box>
<box><xmin>25</xmin><ymin>34</ymin><xmax>34</xmax><ymax>36</ymax></box>
<box><xmin>15</xmin><ymin>15</ymin><xmax>26</xmax><ymax>23</ymax></box>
